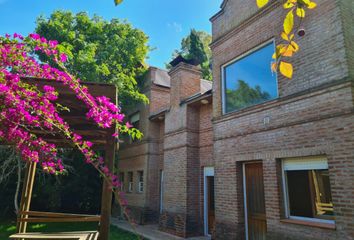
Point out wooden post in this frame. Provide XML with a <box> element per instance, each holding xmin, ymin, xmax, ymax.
<box><xmin>17</xmin><ymin>161</ymin><xmax>37</xmax><ymax>233</ymax></box>
<box><xmin>99</xmin><ymin>138</ymin><xmax>116</xmax><ymax>240</ymax></box>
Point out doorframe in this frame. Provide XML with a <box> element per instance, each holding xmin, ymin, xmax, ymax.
<box><xmin>242</xmin><ymin>163</ymin><xmax>249</xmax><ymax>240</ymax></box>
<box><xmin>243</xmin><ymin>161</ymin><xmax>263</xmax><ymax>240</ymax></box>
<box><xmin>159</xmin><ymin>170</ymin><xmax>164</xmax><ymax>214</ymax></box>
<box><xmin>204</xmin><ymin>167</ymin><xmax>214</xmax><ymax>236</ymax></box>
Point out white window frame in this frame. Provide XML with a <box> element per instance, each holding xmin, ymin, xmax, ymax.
<box><xmin>128</xmin><ymin>182</ymin><xmax>133</xmax><ymax>193</ymax></box>
<box><xmin>127</xmin><ymin>172</ymin><xmax>133</xmax><ymax>193</ymax></box>
<box><xmin>281</xmin><ymin>156</ymin><xmax>335</xmax><ymax>224</ymax></box>
<box><xmin>137</xmin><ymin>171</ymin><xmax>144</xmax><ymax>193</ymax></box>
<box><xmin>138</xmin><ymin>181</ymin><xmax>144</xmax><ymax>193</ymax></box>
<box><xmin>221</xmin><ymin>39</ymin><xmax>278</xmax><ymax>115</ymax></box>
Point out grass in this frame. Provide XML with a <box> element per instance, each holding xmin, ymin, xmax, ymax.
<box><xmin>0</xmin><ymin>219</ymin><xmax>143</xmax><ymax>240</ymax></box>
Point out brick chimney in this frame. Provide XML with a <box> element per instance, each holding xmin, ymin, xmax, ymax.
<box><xmin>168</xmin><ymin>55</ymin><xmax>202</xmax><ymax>107</ymax></box>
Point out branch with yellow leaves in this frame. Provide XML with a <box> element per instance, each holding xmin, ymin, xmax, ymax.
<box><xmin>257</xmin><ymin>0</ymin><xmax>317</xmax><ymax>78</ymax></box>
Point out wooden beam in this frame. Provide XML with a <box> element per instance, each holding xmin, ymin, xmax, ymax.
<box><xmin>99</xmin><ymin>134</ymin><xmax>116</xmax><ymax>240</ymax></box>
<box><xmin>17</xmin><ymin>161</ymin><xmax>37</xmax><ymax>233</ymax></box>
<box><xmin>18</xmin><ymin>217</ymin><xmax>101</xmax><ymax>223</ymax></box>
<box><xmin>20</xmin><ymin>211</ymin><xmax>101</xmax><ymax>218</ymax></box>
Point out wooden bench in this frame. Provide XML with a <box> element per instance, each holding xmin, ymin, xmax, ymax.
<box><xmin>9</xmin><ymin>211</ymin><xmax>101</xmax><ymax>240</ymax></box>
<box><xmin>9</xmin><ymin>231</ymin><xmax>99</xmax><ymax>240</ymax></box>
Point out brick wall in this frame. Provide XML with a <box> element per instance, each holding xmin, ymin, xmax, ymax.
<box><xmin>211</xmin><ymin>0</ymin><xmax>354</xmax><ymax>239</ymax></box>
<box><xmin>211</xmin><ymin>0</ymin><xmax>349</xmax><ymax>118</ymax></box>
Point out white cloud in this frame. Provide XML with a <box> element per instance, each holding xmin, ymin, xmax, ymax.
<box><xmin>167</xmin><ymin>22</ymin><xmax>182</xmax><ymax>33</ymax></box>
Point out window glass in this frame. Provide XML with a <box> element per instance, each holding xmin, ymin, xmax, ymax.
<box><xmin>284</xmin><ymin>159</ymin><xmax>334</xmax><ymax>221</ymax></box>
<box><xmin>223</xmin><ymin>42</ymin><xmax>277</xmax><ymax>113</ymax></box>
<box><xmin>138</xmin><ymin>171</ymin><xmax>144</xmax><ymax>192</ymax></box>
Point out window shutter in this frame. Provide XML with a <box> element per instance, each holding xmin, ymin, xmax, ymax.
<box><xmin>283</xmin><ymin>156</ymin><xmax>328</xmax><ymax>171</ymax></box>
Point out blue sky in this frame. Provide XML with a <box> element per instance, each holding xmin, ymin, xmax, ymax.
<box><xmin>0</xmin><ymin>0</ymin><xmax>222</xmax><ymax>68</ymax></box>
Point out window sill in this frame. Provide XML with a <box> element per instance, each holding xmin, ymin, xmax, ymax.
<box><xmin>280</xmin><ymin>219</ymin><xmax>335</xmax><ymax>230</ymax></box>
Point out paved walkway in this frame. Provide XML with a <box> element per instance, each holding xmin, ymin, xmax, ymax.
<box><xmin>111</xmin><ymin>219</ymin><xmax>210</xmax><ymax>240</ymax></box>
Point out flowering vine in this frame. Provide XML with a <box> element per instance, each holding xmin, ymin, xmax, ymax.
<box><xmin>0</xmin><ymin>33</ymin><xmax>141</xmax><ymax>225</ymax></box>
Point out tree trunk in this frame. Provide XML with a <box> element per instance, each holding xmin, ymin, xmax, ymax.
<box><xmin>14</xmin><ymin>157</ymin><xmax>21</xmax><ymax>214</ymax></box>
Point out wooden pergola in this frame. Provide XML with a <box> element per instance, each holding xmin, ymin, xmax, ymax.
<box><xmin>8</xmin><ymin>77</ymin><xmax>118</xmax><ymax>240</ymax></box>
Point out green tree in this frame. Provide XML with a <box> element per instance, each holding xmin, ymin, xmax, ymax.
<box><xmin>226</xmin><ymin>80</ymin><xmax>271</xmax><ymax>112</ymax></box>
<box><xmin>35</xmin><ymin>10</ymin><xmax>150</xmax><ymax>106</ymax></box>
<box><xmin>168</xmin><ymin>29</ymin><xmax>212</xmax><ymax>80</ymax></box>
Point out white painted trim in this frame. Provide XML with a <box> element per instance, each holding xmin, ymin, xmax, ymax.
<box><xmin>242</xmin><ymin>163</ymin><xmax>249</xmax><ymax>240</ymax></box>
<box><xmin>288</xmin><ymin>216</ymin><xmax>335</xmax><ymax>224</ymax></box>
<box><xmin>204</xmin><ymin>167</ymin><xmax>215</xmax><ymax>236</ymax></box>
<box><xmin>220</xmin><ymin>39</ymin><xmax>278</xmax><ymax>115</ymax></box>
<box><xmin>281</xmin><ymin>161</ymin><xmax>290</xmax><ymax>218</ymax></box>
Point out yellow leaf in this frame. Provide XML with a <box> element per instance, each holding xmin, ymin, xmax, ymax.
<box><xmin>307</xmin><ymin>2</ymin><xmax>317</xmax><ymax>9</ymax></box>
<box><xmin>114</xmin><ymin>0</ymin><xmax>123</xmax><ymax>5</ymax></box>
<box><xmin>296</xmin><ymin>8</ymin><xmax>306</xmax><ymax>17</ymax></box>
<box><xmin>281</xmin><ymin>32</ymin><xmax>289</xmax><ymax>41</ymax></box>
<box><xmin>256</xmin><ymin>0</ymin><xmax>269</xmax><ymax>8</ymax></box>
<box><xmin>290</xmin><ymin>41</ymin><xmax>299</xmax><ymax>51</ymax></box>
<box><xmin>284</xmin><ymin>10</ymin><xmax>294</xmax><ymax>34</ymax></box>
<box><xmin>282</xmin><ymin>45</ymin><xmax>294</xmax><ymax>57</ymax></box>
<box><xmin>279</xmin><ymin>61</ymin><xmax>293</xmax><ymax>78</ymax></box>
<box><xmin>271</xmin><ymin>62</ymin><xmax>277</xmax><ymax>72</ymax></box>
<box><xmin>283</xmin><ymin>2</ymin><xmax>295</xmax><ymax>9</ymax></box>
<box><xmin>289</xmin><ymin>33</ymin><xmax>295</xmax><ymax>40</ymax></box>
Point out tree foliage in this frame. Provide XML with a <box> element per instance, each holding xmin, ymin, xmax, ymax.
<box><xmin>168</xmin><ymin>29</ymin><xmax>212</xmax><ymax>80</ymax></box>
<box><xmin>35</xmin><ymin>10</ymin><xmax>150</xmax><ymax>105</ymax></box>
<box><xmin>226</xmin><ymin>80</ymin><xmax>271</xmax><ymax>112</ymax></box>
<box><xmin>0</xmin><ymin>33</ymin><xmax>141</xmax><ymax>220</ymax></box>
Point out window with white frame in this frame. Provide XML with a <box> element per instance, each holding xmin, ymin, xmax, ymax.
<box><xmin>282</xmin><ymin>156</ymin><xmax>334</xmax><ymax>222</ymax></box>
<box><xmin>222</xmin><ymin>41</ymin><xmax>278</xmax><ymax>114</ymax></box>
<box><xmin>128</xmin><ymin>171</ymin><xmax>133</xmax><ymax>193</ymax></box>
<box><xmin>119</xmin><ymin>172</ymin><xmax>125</xmax><ymax>192</ymax></box>
<box><xmin>137</xmin><ymin>171</ymin><xmax>144</xmax><ymax>193</ymax></box>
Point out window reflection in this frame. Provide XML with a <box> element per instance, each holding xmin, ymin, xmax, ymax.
<box><xmin>223</xmin><ymin>42</ymin><xmax>277</xmax><ymax>113</ymax></box>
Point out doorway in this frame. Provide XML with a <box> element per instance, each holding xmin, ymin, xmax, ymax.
<box><xmin>204</xmin><ymin>167</ymin><xmax>215</xmax><ymax>236</ymax></box>
<box><xmin>243</xmin><ymin>162</ymin><xmax>267</xmax><ymax>240</ymax></box>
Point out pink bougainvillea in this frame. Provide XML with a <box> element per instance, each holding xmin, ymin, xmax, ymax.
<box><xmin>0</xmin><ymin>33</ymin><xmax>141</xmax><ymax>214</ymax></box>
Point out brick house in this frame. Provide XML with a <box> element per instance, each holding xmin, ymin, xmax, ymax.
<box><xmin>117</xmin><ymin>0</ymin><xmax>354</xmax><ymax>239</ymax></box>
<box><xmin>117</xmin><ymin>61</ymin><xmax>213</xmax><ymax>238</ymax></box>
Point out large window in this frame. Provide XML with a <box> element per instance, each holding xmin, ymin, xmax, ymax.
<box><xmin>282</xmin><ymin>157</ymin><xmax>334</xmax><ymax>223</ymax></box>
<box><xmin>223</xmin><ymin>42</ymin><xmax>277</xmax><ymax>113</ymax></box>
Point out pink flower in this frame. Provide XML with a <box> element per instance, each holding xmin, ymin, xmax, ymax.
<box><xmin>49</xmin><ymin>40</ymin><xmax>58</xmax><ymax>48</ymax></box>
<box><xmin>126</xmin><ymin>122</ymin><xmax>133</xmax><ymax>129</ymax></box>
<box><xmin>85</xmin><ymin>141</ymin><xmax>93</xmax><ymax>148</ymax></box>
<box><xmin>29</xmin><ymin>33</ymin><xmax>40</xmax><ymax>40</ymax></box>
<box><xmin>60</xmin><ymin>53</ymin><xmax>68</xmax><ymax>63</ymax></box>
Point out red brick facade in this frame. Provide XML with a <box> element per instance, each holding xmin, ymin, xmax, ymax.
<box><xmin>210</xmin><ymin>0</ymin><xmax>354</xmax><ymax>239</ymax></box>
<box><xmin>117</xmin><ymin>0</ymin><xmax>354</xmax><ymax>239</ymax></box>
